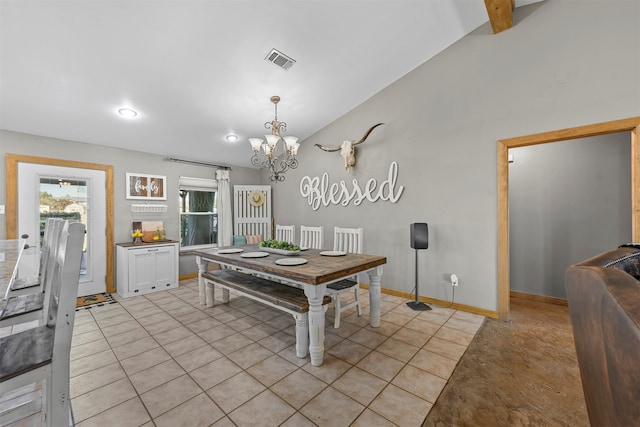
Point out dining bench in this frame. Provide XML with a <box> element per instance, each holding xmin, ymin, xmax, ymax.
<box><xmin>201</xmin><ymin>269</ymin><xmax>331</xmax><ymax>358</ymax></box>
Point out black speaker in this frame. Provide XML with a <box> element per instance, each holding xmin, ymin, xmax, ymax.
<box><xmin>410</xmin><ymin>223</ymin><xmax>428</xmax><ymax>249</ymax></box>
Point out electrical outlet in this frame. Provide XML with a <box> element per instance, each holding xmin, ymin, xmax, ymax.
<box><xmin>450</xmin><ymin>274</ymin><xmax>459</xmax><ymax>287</ymax></box>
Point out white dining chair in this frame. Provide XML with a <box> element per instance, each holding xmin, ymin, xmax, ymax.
<box><xmin>0</xmin><ymin>220</ymin><xmax>85</xmax><ymax>427</ymax></box>
<box><xmin>0</xmin><ymin>219</ymin><xmax>64</xmax><ymax>330</ymax></box>
<box><xmin>327</xmin><ymin>226</ymin><xmax>363</xmax><ymax>328</ymax></box>
<box><xmin>275</xmin><ymin>224</ymin><xmax>296</xmax><ymax>244</ymax></box>
<box><xmin>299</xmin><ymin>225</ymin><xmax>324</xmax><ymax>250</ymax></box>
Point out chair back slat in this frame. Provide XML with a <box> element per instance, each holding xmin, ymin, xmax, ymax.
<box><xmin>333</xmin><ymin>227</ymin><xmax>363</xmax><ymax>254</ymax></box>
<box><xmin>275</xmin><ymin>224</ymin><xmax>296</xmax><ymax>244</ymax></box>
<box><xmin>300</xmin><ymin>225</ymin><xmax>324</xmax><ymax>250</ymax></box>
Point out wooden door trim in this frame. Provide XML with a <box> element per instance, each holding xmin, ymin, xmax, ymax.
<box><xmin>497</xmin><ymin>116</ymin><xmax>640</xmax><ymax>320</ymax></box>
<box><xmin>6</xmin><ymin>154</ymin><xmax>115</xmax><ymax>293</ymax></box>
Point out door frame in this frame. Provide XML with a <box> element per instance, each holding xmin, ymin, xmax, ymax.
<box><xmin>497</xmin><ymin>116</ymin><xmax>640</xmax><ymax>320</ymax></box>
<box><xmin>6</xmin><ymin>154</ymin><xmax>115</xmax><ymax>293</ymax></box>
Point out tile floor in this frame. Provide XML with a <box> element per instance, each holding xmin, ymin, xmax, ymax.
<box><xmin>2</xmin><ymin>278</ymin><xmax>484</xmax><ymax>427</ymax></box>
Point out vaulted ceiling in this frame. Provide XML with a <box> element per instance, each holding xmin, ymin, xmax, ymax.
<box><xmin>0</xmin><ymin>0</ymin><xmax>540</xmax><ymax>168</ymax></box>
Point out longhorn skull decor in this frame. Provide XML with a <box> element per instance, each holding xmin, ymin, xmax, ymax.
<box><xmin>314</xmin><ymin>123</ymin><xmax>384</xmax><ymax>170</ymax></box>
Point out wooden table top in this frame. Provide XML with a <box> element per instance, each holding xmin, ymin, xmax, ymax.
<box><xmin>189</xmin><ymin>245</ymin><xmax>386</xmax><ymax>286</ymax></box>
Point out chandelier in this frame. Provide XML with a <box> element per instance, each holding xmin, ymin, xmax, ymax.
<box><xmin>249</xmin><ymin>96</ymin><xmax>300</xmax><ymax>182</ymax></box>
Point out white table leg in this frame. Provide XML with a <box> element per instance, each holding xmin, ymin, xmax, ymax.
<box><xmin>195</xmin><ymin>256</ymin><xmax>208</xmax><ymax>305</ymax></box>
<box><xmin>295</xmin><ymin>313</ymin><xmax>309</xmax><ymax>358</ymax></box>
<box><xmin>304</xmin><ymin>283</ymin><xmax>326</xmax><ymax>366</ymax></box>
<box><xmin>367</xmin><ymin>266</ymin><xmax>383</xmax><ymax>327</ymax></box>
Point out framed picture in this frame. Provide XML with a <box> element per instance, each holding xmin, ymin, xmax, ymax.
<box><xmin>126</xmin><ymin>173</ymin><xmax>167</xmax><ymax>200</ymax></box>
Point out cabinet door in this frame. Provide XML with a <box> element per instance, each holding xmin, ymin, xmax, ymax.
<box><xmin>128</xmin><ymin>248</ymin><xmax>158</xmax><ymax>293</ymax></box>
<box><xmin>154</xmin><ymin>246</ymin><xmax>176</xmax><ymax>289</ymax></box>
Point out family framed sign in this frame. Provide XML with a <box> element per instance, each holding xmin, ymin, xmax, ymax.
<box><xmin>126</xmin><ymin>173</ymin><xmax>167</xmax><ymax>200</ymax></box>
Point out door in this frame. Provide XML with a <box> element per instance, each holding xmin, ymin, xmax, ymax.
<box><xmin>18</xmin><ymin>163</ymin><xmax>106</xmax><ymax>296</ymax></box>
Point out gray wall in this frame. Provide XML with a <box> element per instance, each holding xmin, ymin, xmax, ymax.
<box><xmin>1</xmin><ymin>1</ymin><xmax>638</xmax><ymax>313</ymax></box>
<box><xmin>509</xmin><ymin>133</ymin><xmax>632</xmax><ymax>299</ymax></box>
<box><xmin>0</xmin><ymin>130</ymin><xmax>262</xmax><ymax>276</ymax></box>
<box><xmin>266</xmin><ymin>0</ymin><xmax>640</xmax><ymax>312</ymax></box>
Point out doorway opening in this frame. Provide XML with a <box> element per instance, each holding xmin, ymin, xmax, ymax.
<box><xmin>496</xmin><ymin>117</ymin><xmax>640</xmax><ymax>320</ymax></box>
<box><xmin>5</xmin><ymin>154</ymin><xmax>115</xmax><ymax>293</ymax></box>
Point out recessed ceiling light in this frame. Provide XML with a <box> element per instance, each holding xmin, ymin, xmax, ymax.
<box><xmin>226</xmin><ymin>134</ymin><xmax>239</xmax><ymax>142</ymax></box>
<box><xmin>118</xmin><ymin>108</ymin><xmax>138</xmax><ymax>118</ymax></box>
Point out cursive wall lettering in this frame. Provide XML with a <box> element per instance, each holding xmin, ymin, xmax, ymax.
<box><xmin>300</xmin><ymin>161</ymin><xmax>404</xmax><ymax>210</ymax></box>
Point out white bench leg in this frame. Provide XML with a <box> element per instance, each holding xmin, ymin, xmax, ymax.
<box><xmin>205</xmin><ymin>281</ymin><xmax>215</xmax><ymax>308</ymax></box>
<box><xmin>294</xmin><ymin>313</ymin><xmax>309</xmax><ymax>358</ymax></box>
<box><xmin>333</xmin><ymin>294</ymin><xmax>342</xmax><ymax>329</ymax></box>
<box><xmin>196</xmin><ymin>256</ymin><xmax>208</xmax><ymax>305</ymax></box>
<box><xmin>221</xmin><ymin>287</ymin><xmax>229</xmax><ymax>303</ymax></box>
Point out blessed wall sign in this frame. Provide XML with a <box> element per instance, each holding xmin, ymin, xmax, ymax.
<box><xmin>300</xmin><ymin>161</ymin><xmax>404</xmax><ymax>210</ymax></box>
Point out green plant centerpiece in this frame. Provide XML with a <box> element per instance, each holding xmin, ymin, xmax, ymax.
<box><xmin>259</xmin><ymin>239</ymin><xmax>301</xmax><ymax>252</ymax></box>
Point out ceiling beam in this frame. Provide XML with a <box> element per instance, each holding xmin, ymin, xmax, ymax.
<box><xmin>484</xmin><ymin>0</ymin><xmax>515</xmax><ymax>34</ymax></box>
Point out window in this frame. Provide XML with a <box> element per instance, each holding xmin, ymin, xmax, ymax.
<box><xmin>179</xmin><ymin>177</ymin><xmax>218</xmax><ymax>249</ymax></box>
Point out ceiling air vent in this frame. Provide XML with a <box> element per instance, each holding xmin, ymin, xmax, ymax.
<box><xmin>265</xmin><ymin>48</ymin><xmax>296</xmax><ymax>71</ymax></box>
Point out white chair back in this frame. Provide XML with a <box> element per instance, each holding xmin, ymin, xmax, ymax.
<box><xmin>275</xmin><ymin>224</ymin><xmax>296</xmax><ymax>244</ymax></box>
<box><xmin>300</xmin><ymin>225</ymin><xmax>324</xmax><ymax>250</ymax></box>
<box><xmin>333</xmin><ymin>227</ymin><xmax>363</xmax><ymax>254</ymax></box>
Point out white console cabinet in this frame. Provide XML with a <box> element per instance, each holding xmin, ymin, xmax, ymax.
<box><xmin>116</xmin><ymin>241</ymin><xmax>179</xmax><ymax>298</ymax></box>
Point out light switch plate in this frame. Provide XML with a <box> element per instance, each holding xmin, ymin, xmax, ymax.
<box><xmin>0</xmin><ymin>205</ymin><xmax>5</xmax><ymax>215</ymax></box>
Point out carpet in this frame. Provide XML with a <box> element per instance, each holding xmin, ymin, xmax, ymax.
<box><xmin>423</xmin><ymin>298</ymin><xmax>588</xmax><ymax>426</ymax></box>
<box><xmin>76</xmin><ymin>293</ymin><xmax>117</xmax><ymax>310</ymax></box>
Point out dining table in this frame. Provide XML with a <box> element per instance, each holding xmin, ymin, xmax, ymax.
<box><xmin>0</xmin><ymin>238</ymin><xmax>30</xmax><ymax>312</ymax></box>
<box><xmin>191</xmin><ymin>245</ymin><xmax>387</xmax><ymax>366</ymax></box>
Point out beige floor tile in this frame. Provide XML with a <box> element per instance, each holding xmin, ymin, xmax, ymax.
<box><xmin>376</xmin><ymin>337</ymin><xmax>420</xmax><ymax>363</ymax></box>
<box><xmin>228</xmin><ymin>390</ymin><xmax>295</xmax><ymax>427</ymax></box>
<box><xmin>250</xmin><ymin>307</ymin><xmax>284</xmax><ymax>322</ymax></box>
<box><xmin>139</xmin><ymin>374</ymin><xmax>202</xmax><ymax>418</ymax></box>
<box><xmin>112</xmin><ymin>336</ymin><xmax>160</xmax><ymax>360</ymax></box>
<box><xmin>226</xmin><ymin>314</ymin><xmax>263</xmax><ymax>331</ymax></box>
<box><xmin>417</xmin><ymin>310</ymin><xmax>450</xmax><ymax>326</ymax></box>
<box><xmin>190</xmin><ymin>356</ymin><xmax>243</xmax><ymax>390</ymax></box>
<box><xmin>266</xmin><ymin>313</ymin><xmax>296</xmax><ymax>330</ymax></box>
<box><xmin>197</xmin><ymin>324</ymin><xmax>238</xmax><ymax>343</ymax></box>
<box><xmin>100</xmin><ymin>319</ymin><xmax>140</xmax><ymax>337</ymax></box>
<box><xmin>212</xmin><ymin>416</ymin><xmax>236</xmax><ymax>426</ymax></box>
<box><xmin>120</xmin><ymin>347</ymin><xmax>173</xmax><ymax>376</ymax></box>
<box><xmin>212</xmin><ymin>332</ymin><xmax>254</xmax><ymax>355</ymax></box>
<box><xmin>144</xmin><ymin>318</ymin><xmax>182</xmax><ymax>335</ymax></box>
<box><xmin>70</xmin><ymin>349</ymin><xmax>118</xmax><ymax>377</ymax></box>
<box><xmin>342</xmin><ymin>312</ymin><xmax>372</xmax><ymax>328</ymax></box>
<box><xmin>404</xmin><ymin>317</ymin><xmax>442</xmax><ymax>336</ymax></box>
<box><xmin>136</xmin><ymin>312</ymin><xmax>174</xmax><ymax>327</ymax></box>
<box><xmin>423</xmin><ymin>336</ymin><xmax>467</xmax><ymax>361</ymax></box>
<box><xmin>257</xmin><ymin>330</ymin><xmax>296</xmax><ymax>353</ymax></box>
<box><xmin>104</xmin><ymin>326</ymin><xmax>150</xmax><ymax>348</ymax></box>
<box><xmin>277</xmin><ymin>345</ymin><xmax>311</xmax><ymax>367</ymax></box>
<box><xmin>161</xmin><ymin>333</ymin><xmax>208</xmax><ymax>358</ymax></box>
<box><xmin>239</xmin><ymin>322</ymin><xmax>279</xmax><ymax>341</ymax></box>
<box><xmin>206</xmin><ymin>371</ymin><xmax>266</xmax><ymax>413</ymax></box>
<box><xmin>280</xmin><ymin>412</ymin><xmax>317</xmax><ymax>427</ymax></box>
<box><xmin>329</xmin><ymin>321</ymin><xmax>361</xmax><ymax>339</ymax></box>
<box><xmin>270</xmin><ymin>369</ymin><xmax>327</xmax><ymax>409</ymax></box>
<box><xmin>392</xmin><ymin>364</ymin><xmax>447</xmax><ymax>403</ymax></box>
<box><xmin>351</xmin><ymin>408</ymin><xmax>396</xmax><ymax>426</ymax></box>
<box><xmin>327</xmin><ymin>339</ymin><xmax>372</xmax><ymax>364</ymax></box>
<box><xmin>151</xmin><ymin>325</ymin><xmax>195</xmax><ymax>346</ymax></box>
<box><xmin>129</xmin><ymin>359</ymin><xmax>186</xmax><ymax>394</ymax></box>
<box><xmin>71</xmin><ymin>329</ymin><xmax>106</xmax><ymax>348</ymax></box>
<box><xmin>365</xmin><ymin>320</ymin><xmax>402</xmax><ymax>337</ymax></box>
<box><xmin>332</xmin><ymin>366</ymin><xmax>388</xmax><ymax>406</ymax></box>
<box><xmin>173</xmin><ymin>309</ymin><xmax>210</xmax><ymax>325</ymax></box>
<box><xmin>246</xmin><ymin>354</ymin><xmax>298</xmax><ymax>387</ymax></box>
<box><xmin>127</xmin><ymin>305</ymin><xmax>164</xmax><ymax>320</ymax></box>
<box><xmin>76</xmin><ymin>397</ymin><xmax>150</xmax><ymax>427</ymax></box>
<box><xmin>409</xmin><ymin>348</ymin><xmax>459</xmax><ymax>380</ymax></box>
<box><xmin>70</xmin><ymin>337</ymin><xmax>110</xmax><ymax>361</ymax></box>
<box><xmin>369</xmin><ymin>384</ymin><xmax>432</xmax><ymax>427</ymax></box>
<box><xmin>70</xmin><ymin>362</ymin><xmax>127</xmax><ymax>398</ymax></box>
<box><xmin>434</xmin><ymin>325</ymin><xmax>475</xmax><ymax>347</ymax></box>
<box><xmin>226</xmin><ymin>342</ymin><xmax>274</xmax><ymax>369</ymax></box>
<box><xmin>451</xmin><ymin>310</ymin><xmax>485</xmax><ymax>325</ymax></box>
<box><xmin>185</xmin><ymin>316</ymin><xmax>223</xmax><ymax>333</ymax></box>
<box><xmin>154</xmin><ymin>393</ymin><xmax>225</xmax><ymax>427</ymax></box>
<box><xmin>174</xmin><ymin>344</ymin><xmax>223</xmax><ymax>372</ymax></box>
<box><xmin>73</xmin><ymin>320</ymin><xmax>100</xmax><ymax>335</ymax></box>
<box><xmin>356</xmin><ymin>350</ymin><xmax>406</xmax><ymax>382</ymax></box>
<box><xmin>300</xmin><ymin>386</ymin><xmax>365</xmax><ymax>427</ymax></box>
<box><xmin>348</xmin><ymin>328</ymin><xmax>388</xmax><ymax>349</ymax></box>
<box><xmin>302</xmin><ymin>354</ymin><xmax>352</xmax><ymax>384</ymax></box>
<box><xmin>443</xmin><ymin>316</ymin><xmax>483</xmax><ymax>335</ymax></box>
<box><xmin>71</xmin><ymin>378</ymin><xmax>138</xmax><ymax>423</ymax></box>
<box><xmin>391</xmin><ymin>326</ymin><xmax>431</xmax><ymax>348</ymax></box>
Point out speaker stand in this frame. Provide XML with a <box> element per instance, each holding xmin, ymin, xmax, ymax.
<box><xmin>407</xmin><ymin>248</ymin><xmax>432</xmax><ymax>311</ymax></box>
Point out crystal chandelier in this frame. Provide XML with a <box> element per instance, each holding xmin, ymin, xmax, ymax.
<box><xmin>249</xmin><ymin>96</ymin><xmax>300</xmax><ymax>182</ymax></box>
